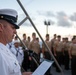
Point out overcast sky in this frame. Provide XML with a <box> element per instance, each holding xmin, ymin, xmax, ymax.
<box><xmin>0</xmin><ymin>0</ymin><xmax>76</xmax><ymax>40</ymax></box>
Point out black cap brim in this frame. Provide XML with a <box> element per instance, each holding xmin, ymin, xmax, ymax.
<box><xmin>11</xmin><ymin>22</ymin><xmax>19</xmax><ymax>29</ymax></box>
<box><xmin>0</xmin><ymin>18</ymin><xmax>19</xmax><ymax>29</ymax></box>
<box><xmin>0</xmin><ymin>14</ymin><xmax>19</xmax><ymax>29</ymax></box>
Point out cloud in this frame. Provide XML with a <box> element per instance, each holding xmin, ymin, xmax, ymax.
<box><xmin>18</xmin><ymin>11</ymin><xmax>73</xmax><ymax>28</ymax></box>
<box><xmin>57</xmin><ymin>19</ymin><xmax>71</xmax><ymax>27</ymax></box>
<box><xmin>70</xmin><ymin>13</ymin><xmax>76</xmax><ymax>21</ymax></box>
<box><xmin>37</xmin><ymin>11</ymin><xmax>55</xmax><ymax>17</ymax></box>
<box><xmin>56</xmin><ymin>11</ymin><xmax>72</xmax><ymax>27</ymax></box>
<box><xmin>50</xmin><ymin>20</ymin><xmax>55</xmax><ymax>25</ymax></box>
<box><xmin>56</xmin><ymin>11</ymin><xmax>68</xmax><ymax>20</ymax></box>
<box><xmin>57</xmin><ymin>12</ymin><xmax>67</xmax><ymax>17</ymax></box>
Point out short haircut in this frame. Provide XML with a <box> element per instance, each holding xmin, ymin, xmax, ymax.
<box><xmin>57</xmin><ymin>35</ymin><xmax>61</xmax><ymax>38</ymax></box>
<box><xmin>46</xmin><ymin>34</ymin><xmax>49</xmax><ymax>37</ymax></box>
<box><xmin>23</xmin><ymin>33</ymin><xmax>26</xmax><ymax>37</ymax></box>
<box><xmin>32</xmin><ymin>32</ymin><xmax>36</xmax><ymax>36</ymax></box>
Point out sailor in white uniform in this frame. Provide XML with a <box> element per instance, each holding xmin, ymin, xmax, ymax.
<box><xmin>11</xmin><ymin>40</ymin><xmax>24</xmax><ymax>66</ymax></box>
<box><xmin>0</xmin><ymin>9</ymin><xmax>32</xmax><ymax>75</ymax></box>
<box><xmin>0</xmin><ymin>43</ymin><xmax>21</xmax><ymax>75</ymax></box>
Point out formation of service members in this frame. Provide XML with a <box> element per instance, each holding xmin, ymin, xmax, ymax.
<box><xmin>51</xmin><ymin>35</ymin><xmax>76</xmax><ymax>75</ymax></box>
<box><xmin>6</xmin><ymin>31</ymin><xmax>76</xmax><ymax>75</ymax></box>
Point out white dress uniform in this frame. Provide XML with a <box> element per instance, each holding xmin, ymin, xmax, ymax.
<box><xmin>11</xmin><ymin>46</ymin><xmax>24</xmax><ymax>66</ymax></box>
<box><xmin>0</xmin><ymin>43</ymin><xmax>21</xmax><ymax>75</ymax></box>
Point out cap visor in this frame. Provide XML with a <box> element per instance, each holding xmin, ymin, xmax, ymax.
<box><xmin>13</xmin><ymin>23</ymin><xmax>19</xmax><ymax>29</ymax></box>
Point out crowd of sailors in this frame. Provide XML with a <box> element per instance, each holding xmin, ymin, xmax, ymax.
<box><xmin>7</xmin><ymin>32</ymin><xmax>76</xmax><ymax>75</ymax></box>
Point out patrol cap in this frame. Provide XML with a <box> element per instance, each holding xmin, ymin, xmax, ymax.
<box><xmin>0</xmin><ymin>9</ymin><xmax>19</xmax><ymax>29</ymax></box>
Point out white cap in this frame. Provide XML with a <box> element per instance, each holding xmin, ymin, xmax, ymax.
<box><xmin>0</xmin><ymin>9</ymin><xmax>19</xmax><ymax>29</ymax></box>
<box><xmin>14</xmin><ymin>40</ymin><xmax>20</xmax><ymax>44</ymax></box>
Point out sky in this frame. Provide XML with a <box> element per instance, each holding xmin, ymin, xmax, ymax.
<box><xmin>0</xmin><ymin>0</ymin><xmax>76</xmax><ymax>40</ymax></box>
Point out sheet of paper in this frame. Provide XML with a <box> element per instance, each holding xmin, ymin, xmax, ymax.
<box><xmin>32</xmin><ymin>60</ymin><xmax>53</xmax><ymax>75</ymax></box>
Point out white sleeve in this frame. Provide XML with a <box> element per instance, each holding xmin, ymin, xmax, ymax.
<box><xmin>0</xmin><ymin>54</ymin><xmax>9</xmax><ymax>75</ymax></box>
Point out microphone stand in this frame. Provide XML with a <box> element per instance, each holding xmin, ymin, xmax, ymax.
<box><xmin>16</xmin><ymin>0</ymin><xmax>64</xmax><ymax>75</ymax></box>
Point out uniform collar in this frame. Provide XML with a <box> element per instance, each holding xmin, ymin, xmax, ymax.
<box><xmin>0</xmin><ymin>43</ymin><xmax>14</xmax><ymax>56</ymax></box>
